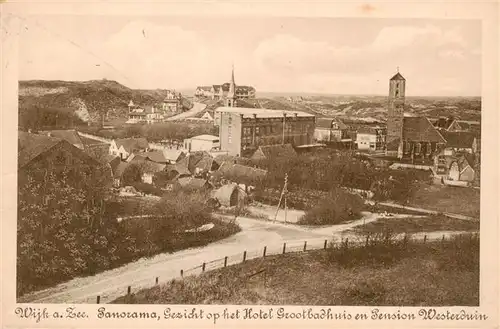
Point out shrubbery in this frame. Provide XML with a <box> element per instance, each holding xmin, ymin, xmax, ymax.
<box><xmin>298</xmin><ymin>188</ymin><xmax>364</xmax><ymax>225</ymax></box>
<box><xmin>17</xmin><ymin>171</ymin><xmax>239</xmax><ymax>296</ymax></box>
<box><xmin>250</xmin><ymin>149</ymin><xmax>430</xmax><ymax>203</ymax></box>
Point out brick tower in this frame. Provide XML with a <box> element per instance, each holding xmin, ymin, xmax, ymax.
<box><xmin>386</xmin><ymin>69</ymin><xmax>406</xmax><ymax>156</ymax></box>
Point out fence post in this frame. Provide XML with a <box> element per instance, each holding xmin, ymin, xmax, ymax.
<box><xmin>202</xmin><ymin>262</ymin><xmax>206</xmax><ymax>272</ymax></box>
<box><xmin>155</xmin><ymin>277</ymin><xmax>159</xmax><ymax>285</ymax></box>
<box><xmin>243</xmin><ymin>251</ymin><xmax>247</xmax><ymax>262</ymax></box>
<box><xmin>180</xmin><ymin>269</ymin><xmax>184</xmax><ymax>278</ymax></box>
<box><xmin>96</xmin><ymin>295</ymin><xmax>100</xmax><ymax>304</ymax></box>
<box><xmin>282</xmin><ymin>242</ymin><xmax>286</xmax><ymax>254</ymax></box>
<box><xmin>442</xmin><ymin>234</ymin><xmax>445</xmax><ymax>245</ymax></box>
<box><xmin>365</xmin><ymin>235</ymin><xmax>369</xmax><ymax>247</ymax></box>
<box><xmin>224</xmin><ymin>256</ymin><xmax>228</xmax><ymax>267</ymax></box>
<box><xmin>127</xmin><ymin>286</ymin><xmax>131</xmax><ymax>295</ymax></box>
<box><xmin>263</xmin><ymin>246</ymin><xmax>267</xmax><ymax>257</ymax></box>
<box><xmin>303</xmin><ymin>241</ymin><xmax>307</xmax><ymax>252</ymax></box>
<box><xmin>423</xmin><ymin>235</ymin><xmax>427</xmax><ymax>244</ymax></box>
<box><xmin>324</xmin><ymin>239</ymin><xmax>328</xmax><ymax>249</ymax></box>
<box><xmin>345</xmin><ymin>238</ymin><xmax>349</xmax><ymax>248</ymax></box>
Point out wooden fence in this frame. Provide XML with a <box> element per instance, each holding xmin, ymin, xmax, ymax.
<box><xmin>98</xmin><ymin>232</ymin><xmax>479</xmax><ymax>304</ymax></box>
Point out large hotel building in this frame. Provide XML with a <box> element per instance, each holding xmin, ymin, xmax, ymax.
<box><xmin>215</xmin><ymin>107</ymin><xmax>316</xmax><ymax>157</ymax></box>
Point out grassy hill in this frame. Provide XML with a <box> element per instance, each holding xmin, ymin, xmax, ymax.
<box><xmin>113</xmin><ymin>233</ymin><xmax>479</xmax><ymax>306</ymax></box>
<box><xmin>19</xmin><ymin>79</ymin><xmax>191</xmax><ymax>129</ymax></box>
<box><xmin>264</xmin><ymin>95</ymin><xmax>481</xmax><ymax>123</ymax></box>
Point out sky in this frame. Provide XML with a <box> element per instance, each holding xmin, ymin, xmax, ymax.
<box><xmin>19</xmin><ymin>15</ymin><xmax>481</xmax><ymax>96</ymax></box>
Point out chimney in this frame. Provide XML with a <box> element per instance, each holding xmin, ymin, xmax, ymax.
<box><xmin>253</xmin><ymin>114</ymin><xmax>257</xmax><ymax>119</ymax></box>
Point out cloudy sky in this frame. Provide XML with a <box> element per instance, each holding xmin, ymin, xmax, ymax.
<box><xmin>19</xmin><ymin>15</ymin><xmax>481</xmax><ymax>96</ymax></box>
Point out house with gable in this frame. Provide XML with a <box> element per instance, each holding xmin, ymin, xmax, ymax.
<box><xmin>109</xmin><ymin>137</ymin><xmax>149</xmax><ymax>160</ymax></box>
<box><xmin>434</xmin><ymin>152</ymin><xmax>477</xmax><ymax>186</ymax></box>
<box><xmin>314</xmin><ymin>117</ymin><xmax>350</xmax><ymax>143</ymax></box>
<box><xmin>440</xmin><ymin>131</ymin><xmax>480</xmax><ymax>155</ymax></box>
<box><xmin>18</xmin><ymin>131</ymin><xmax>108</xmax><ymax>187</ymax></box>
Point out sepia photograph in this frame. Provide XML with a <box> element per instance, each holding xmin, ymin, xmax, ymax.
<box><xmin>2</xmin><ymin>2</ymin><xmax>498</xmax><ymax>327</ymax></box>
<box><xmin>14</xmin><ymin>13</ymin><xmax>484</xmax><ymax>306</ymax></box>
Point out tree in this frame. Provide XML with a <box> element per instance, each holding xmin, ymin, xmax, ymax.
<box><xmin>121</xmin><ymin>163</ymin><xmax>143</xmax><ymax>186</ymax></box>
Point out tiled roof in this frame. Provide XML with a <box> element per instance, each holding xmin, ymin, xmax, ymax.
<box><xmin>217</xmin><ymin>162</ymin><xmax>268</xmax><ymax>183</ymax></box>
<box><xmin>402</xmin><ymin>117</ymin><xmax>446</xmax><ymax>143</ymax></box>
<box><xmin>132</xmin><ymin>159</ymin><xmax>166</xmax><ymax>173</ymax></box>
<box><xmin>441</xmin><ymin>131</ymin><xmax>477</xmax><ymax>149</ymax></box>
<box><xmin>390</xmin><ymin>72</ymin><xmax>405</xmax><ymax>80</ymax></box>
<box><xmin>165</xmin><ymin>160</ymin><xmax>192</xmax><ymax>176</ymax></box>
<box><xmin>256</xmin><ymin>144</ymin><xmax>297</xmax><ymax>159</ymax></box>
<box><xmin>177</xmin><ymin>177</ymin><xmax>211</xmax><ymax>190</ymax></box>
<box><xmin>80</xmin><ymin>136</ymin><xmax>107</xmax><ymax>146</ymax></box>
<box><xmin>212</xmin><ymin>183</ymin><xmax>247</xmax><ymax>206</ymax></box>
<box><xmin>18</xmin><ymin>131</ymin><xmax>63</xmax><ymax>168</ymax></box>
<box><xmin>42</xmin><ymin>129</ymin><xmax>83</xmax><ymax>147</ymax></box>
<box><xmin>197</xmin><ymin>86</ymin><xmax>212</xmax><ymax>91</ymax></box>
<box><xmin>144</xmin><ymin>151</ymin><xmax>168</xmax><ymax>163</ymax></box>
<box><xmin>162</xmin><ymin>149</ymin><xmax>185</xmax><ymax>162</ymax></box>
<box><xmin>187</xmin><ymin>151</ymin><xmax>214</xmax><ymax>173</ymax></box>
<box><xmin>115</xmin><ymin>138</ymin><xmax>149</xmax><ymax>153</ymax></box>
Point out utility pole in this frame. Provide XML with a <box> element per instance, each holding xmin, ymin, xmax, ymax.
<box><xmin>284</xmin><ymin>173</ymin><xmax>288</xmax><ymax>223</ymax></box>
<box><xmin>282</xmin><ymin>113</ymin><xmax>286</xmax><ymax>145</ymax></box>
<box><xmin>273</xmin><ymin>173</ymin><xmax>288</xmax><ymax>223</ymax></box>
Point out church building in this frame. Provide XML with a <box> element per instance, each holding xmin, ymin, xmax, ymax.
<box><xmin>385</xmin><ymin>70</ymin><xmax>447</xmax><ymax>162</ymax></box>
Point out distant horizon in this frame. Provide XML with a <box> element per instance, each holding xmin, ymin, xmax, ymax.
<box><xmin>18</xmin><ymin>78</ymin><xmax>481</xmax><ymax>99</ymax></box>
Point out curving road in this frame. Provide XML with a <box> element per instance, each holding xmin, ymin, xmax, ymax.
<box><xmin>17</xmin><ymin>211</ymin><xmax>472</xmax><ymax>305</ymax></box>
<box><xmin>165</xmin><ymin>101</ymin><xmax>207</xmax><ymax>121</ymax></box>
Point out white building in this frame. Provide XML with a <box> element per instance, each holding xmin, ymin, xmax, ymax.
<box><xmin>184</xmin><ymin>135</ymin><xmax>220</xmax><ymax>152</ymax></box>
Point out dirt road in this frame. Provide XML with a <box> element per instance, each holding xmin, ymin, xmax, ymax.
<box><xmin>18</xmin><ymin>212</ymin><xmax>468</xmax><ymax>304</ymax></box>
<box><xmin>165</xmin><ymin>101</ymin><xmax>207</xmax><ymax>121</ymax></box>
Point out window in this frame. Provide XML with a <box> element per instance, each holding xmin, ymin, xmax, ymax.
<box><xmin>255</xmin><ymin>127</ymin><xmax>260</xmax><ymax>135</ymax></box>
<box><xmin>395</xmin><ymin>90</ymin><xmax>399</xmax><ymax>97</ymax></box>
<box><xmin>415</xmin><ymin>143</ymin><xmax>422</xmax><ymax>154</ymax></box>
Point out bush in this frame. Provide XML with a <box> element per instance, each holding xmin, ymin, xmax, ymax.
<box><xmin>327</xmin><ymin>232</ymin><xmax>410</xmax><ymax>268</ymax></box>
<box><xmin>298</xmin><ymin>188</ymin><xmax>364</xmax><ymax>225</ymax></box>
<box><xmin>121</xmin><ymin>163</ymin><xmax>142</xmax><ymax>186</ymax></box>
<box><xmin>132</xmin><ymin>182</ymin><xmax>163</xmax><ymax>196</ymax></box>
<box><xmin>17</xmin><ymin>174</ymin><xmax>239</xmax><ymax>296</ymax></box>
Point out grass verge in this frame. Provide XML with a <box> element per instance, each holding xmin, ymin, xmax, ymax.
<box><xmin>408</xmin><ymin>183</ymin><xmax>480</xmax><ymax>217</ymax></box>
<box><xmin>113</xmin><ymin>233</ymin><xmax>479</xmax><ymax>306</ymax></box>
<box><xmin>351</xmin><ymin>215</ymin><xmax>479</xmax><ymax>234</ymax></box>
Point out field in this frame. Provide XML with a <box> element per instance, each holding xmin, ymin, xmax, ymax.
<box><xmin>113</xmin><ymin>234</ymin><xmax>479</xmax><ymax>306</ymax></box>
<box><xmin>408</xmin><ymin>183</ymin><xmax>480</xmax><ymax>217</ymax></box>
<box><xmin>351</xmin><ymin>215</ymin><xmax>479</xmax><ymax>234</ymax></box>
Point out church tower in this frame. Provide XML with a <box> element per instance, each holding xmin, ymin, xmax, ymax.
<box><xmin>386</xmin><ymin>69</ymin><xmax>406</xmax><ymax>156</ymax></box>
<box><xmin>225</xmin><ymin>65</ymin><xmax>236</xmax><ymax>107</ymax></box>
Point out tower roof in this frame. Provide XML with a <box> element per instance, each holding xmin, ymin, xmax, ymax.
<box><xmin>390</xmin><ymin>72</ymin><xmax>405</xmax><ymax>81</ymax></box>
